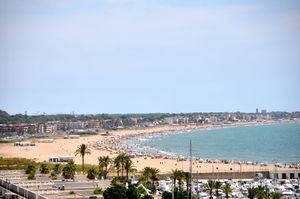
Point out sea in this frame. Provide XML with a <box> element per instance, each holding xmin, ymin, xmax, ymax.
<box><xmin>122</xmin><ymin>122</ymin><xmax>300</xmax><ymax>164</ymax></box>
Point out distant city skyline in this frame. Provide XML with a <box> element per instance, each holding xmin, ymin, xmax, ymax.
<box><xmin>1</xmin><ymin>0</ymin><xmax>300</xmax><ymax>114</ymax></box>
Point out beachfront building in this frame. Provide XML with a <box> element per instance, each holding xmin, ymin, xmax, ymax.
<box><xmin>49</xmin><ymin>156</ymin><xmax>74</xmax><ymax>163</ymax></box>
<box><xmin>64</xmin><ymin>135</ymin><xmax>80</xmax><ymax>139</ymax></box>
<box><xmin>45</xmin><ymin>123</ymin><xmax>57</xmax><ymax>134</ymax></box>
<box><xmin>270</xmin><ymin>169</ymin><xmax>300</xmax><ymax>180</ymax></box>
<box><xmin>0</xmin><ymin>124</ymin><xmax>36</xmax><ymax>134</ymax></box>
<box><xmin>38</xmin><ymin>139</ymin><xmax>54</xmax><ymax>143</ymax></box>
<box><xmin>14</xmin><ymin>142</ymin><xmax>35</xmax><ymax>146</ymax></box>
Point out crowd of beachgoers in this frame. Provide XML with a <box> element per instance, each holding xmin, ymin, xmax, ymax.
<box><xmin>91</xmin><ymin>125</ymin><xmax>300</xmax><ymax>170</ymax></box>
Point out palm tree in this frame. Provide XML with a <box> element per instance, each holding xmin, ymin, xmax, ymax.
<box><xmin>264</xmin><ymin>188</ymin><xmax>272</xmax><ymax>199</ymax></box>
<box><xmin>149</xmin><ymin>167</ymin><xmax>159</xmax><ymax>186</ymax></box>
<box><xmin>142</xmin><ymin>167</ymin><xmax>152</xmax><ymax>183</ymax></box>
<box><xmin>170</xmin><ymin>169</ymin><xmax>180</xmax><ymax>188</ymax></box>
<box><xmin>75</xmin><ymin>144</ymin><xmax>91</xmax><ymax>173</ymax></box>
<box><xmin>114</xmin><ymin>156</ymin><xmax>121</xmax><ymax>177</ymax></box>
<box><xmin>53</xmin><ymin>164</ymin><xmax>61</xmax><ymax>174</ymax></box>
<box><xmin>62</xmin><ymin>160</ymin><xmax>76</xmax><ymax>180</ymax></box>
<box><xmin>124</xmin><ymin>156</ymin><xmax>134</xmax><ymax>180</ymax></box>
<box><xmin>247</xmin><ymin>187</ymin><xmax>257</xmax><ymax>199</ymax></box>
<box><xmin>114</xmin><ymin>153</ymin><xmax>126</xmax><ymax>178</ymax></box>
<box><xmin>87</xmin><ymin>167</ymin><xmax>97</xmax><ymax>180</ymax></box>
<box><xmin>214</xmin><ymin>181</ymin><xmax>222</xmax><ymax>198</ymax></box>
<box><xmin>184</xmin><ymin>172</ymin><xmax>190</xmax><ymax>193</ymax></box>
<box><xmin>256</xmin><ymin>185</ymin><xmax>266</xmax><ymax>199</ymax></box>
<box><xmin>39</xmin><ymin>163</ymin><xmax>50</xmax><ymax>174</ymax></box>
<box><xmin>98</xmin><ymin>156</ymin><xmax>110</xmax><ymax>179</ymax></box>
<box><xmin>222</xmin><ymin>183</ymin><xmax>232</xmax><ymax>199</ymax></box>
<box><xmin>174</xmin><ymin>170</ymin><xmax>185</xmax><ymax>189</ymax></box>
<box><xmin>204</xmin><ymin>180</ymin><xmax>215</xmax><ymax>199</ymax></box>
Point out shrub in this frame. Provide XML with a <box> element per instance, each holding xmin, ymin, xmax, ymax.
<box><xmin>141</xmin><ymin>195</ymin><xmax>154</xmax><ymax>199</ymax></box>
<box><xmin>87</xmin><ymin>167</ymin><xmax>97</xmax><ymax>180</ymax></box>
<box><xmin>62</xmin><ymin>161</ymin><xmax>76</xmax><ymax>180</ymax></box>
<box><xmin>50</xmin><ymin>172</ymin><xmax>57</xmax><ymax>180</ymax></box>
<box><xmin>69</xmin><ymin>191</ymin><xmax>75</xmax><ymax>195</ymax></box>
<box><xmin>53</xmin><ymin>164</ymin><xmax>61</xmax><ymax>174</ymax></box>
<box><xmin>25</xmin><ymin>164</ymin><xmax>36</xmax><ymax>174</ymax></box>
<box><xmin>93</xmin><ymin>187</ymin><xmax>103</xmax><ymax>195</ymax></box>
<box><xmin>111</xmin><ymin>177</ymin><xmax>123</xmax><ymax>186</ymax></box>
<box><xmin>162</xmin><ymin>191</ymin><xmax>172</xmax><ymax>199</ymax></box>
<box><xmin>103</xmin><ymin>186</ymin><xmax>127</xmax><ymax>199</ymax></box>
<box><xmin>40</xmin><ymin>163</ymin><xmax>50</xmax><ymax>174</ymax></box>
<box><xmin>0</xmin><ymin>157</ymin><xmax>36</xmax><ymax>170</ymax></box>
<box><xmin>27</xmin><ymin>172</ymin><xmax>36</xmax><ymax>180</ymax></box>
<box><xmin>126</xmin><ymin>184</ymin><xmax>141</xmax><ymax>199</ymax></box>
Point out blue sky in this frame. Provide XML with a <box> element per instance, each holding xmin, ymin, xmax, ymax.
<box><xmin>0</xmin><ymin>0</ymin><xmax>299</xmax><ymax>114</ymax></box>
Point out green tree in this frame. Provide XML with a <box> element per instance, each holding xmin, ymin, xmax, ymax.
<box><xmin>247</xmin><ymin>187</ymin><xmax>257</xmax><ymax>199</ymax></box>
<box><xmin>93</xmin><ymin>187</ymin><xmax>103</xmax><ymax>195</ymax></box>
<box><xmin>126</xmin><ymin>184</ymin><xmax>141</xmax><ymax>199</ymax></box>
<box><xmin>264</xmin><ymin>188</ymin><xmax>272</xmax><ymax>199</ymax></box>
<box><xmin>25</xmin><ymin>164</ymin><xmax>36</xmax><ymax>174</ymax></box>
<box><xmin>222</xmin><ymin>183</ymin><xmax>232</xmax><ymax>199</ymax></box>
<box><xmin>170</xmin><ymin>169</ymin><xmax>179</xmax><ymax>188</ymax></box>
<box><xmin>177</xmin><ymin>170</ymin><xmax>185</xmax><ymax>188</ymax></box>
<box><xmin>98</xmin><ymin>155</ymin><xmax>111</xmax><ymax>179</ymax></box>
<box><xmin>103</xmin><ymin>186</ymin><xmax>127</xmax><ymax>199</ymax></box>
<box><xmin>87</xmin><ymin>167</ymin><xmax>97</xmax><ymax>180</ymax></box>
<box><xmin>114</xmin><ymin>153</ymin><xmax>127</xmax><ymax>179</ymax></box>
<box><xmin>75</xmin><ymin>144</ymin><xmax>91</xmax><ymax>173</ymax></box>
<box><xmin>149</xmin><ymin>167</ymin><xmax>159</xmax><ymax>186</ymax></box>
<box><xmin>271</xmin><ymin>192</ymin><xmax>282</xmax><ymax>199</ymax></box>
<box><xmin>53</xmin><ymin>164</ymin><xmax>61</xmax><ymax>174</ymax></box>
<box><xmin>27</xmin><ymin>172</ymin><xmax>36</xmax><ymax>180</ymax></box>
<box><xmin>142</xmin><ymin>167</ymin><xmax>152</xmax><ymax>183</ymax></box>
<box><xmin>27</xmin><ymin>126</ymin><xmax>36</xmax><ymax>134</ymax></box>
<box><xmin>204</xmin><ymin>180</ymin><xmax>216</xmax><ymax>199</ymax></box>
<box><xmin>184</xmin><ymin>172</ymin><xmax>190</xmax><ymax>193</ymax></box>
<box><xmin>256</xmin><ymin>185</ymin><xmax>266</xmax><ymax>199</ymax></box>
<box><xmin>124</xmin><ymin>156</ymin><xmax>134</xmax><ymax>180</ymax></box>
<box><xmin>214</xmin><ymin>181</ymin><xmax>222</xmax><ymax>199</ymax></box>
<box><xmin>39</xmin><ymin>163</ymin><xmax>50</xmax><ymax>174</ymax></box>
<box><xmin>50</xmin><ymin>172</ymin><xmax>57</xmax><ymax>180</ymax></box>
<box><xmin>141</xmin><ymin>195</ymin><xmax>154</xmax><ymax>199</ymax></box>
<box><xmin>62</xmin><ymin>161</ymin><xmax>76</xmax><ymax>180</ymax></box>
<box><xmin>162</xmin><ymin>188</ymin><xmax>188</xmax><ymax>199</ymax></box>
<box><xmin>162</xmin><ymin>191</ymin><xmax>172</xmax><ymax>199</ymax></box>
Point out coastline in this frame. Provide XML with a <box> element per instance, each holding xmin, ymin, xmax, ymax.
<box><xmin>0</xmin><ymin>119</ymin><xmax>299</xmax><ymax>174</ymax></box>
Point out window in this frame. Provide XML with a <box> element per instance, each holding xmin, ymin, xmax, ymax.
<box><xmin>290</xmin><ymin>173</ymin><xmax>295</xmax><ymax>179</ymax></box>
<box><xmin>282</xmin><ymin>173</ymin><xmax>287</xmax><ymax>179</ymax></box>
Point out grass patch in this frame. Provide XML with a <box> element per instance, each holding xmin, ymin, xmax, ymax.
<box><xmin>0</xmin><ymin>157</ymin><xmax>37</xmax><ymax>170</ymax></box>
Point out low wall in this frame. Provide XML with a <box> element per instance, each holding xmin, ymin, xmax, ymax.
<box><xmin>0</xmin><ymin>178</ymin><xmax>47</xmax><ymax>199</ymax></box>
<box><xmin>159</xmin><ymin>171</ymin><xmax>270</xmax><ymax>180</ymax></box>
<box><xmin>192</xmin><ymin>171</ymin><xmax>270</xmax><ymax>179</ymax></box>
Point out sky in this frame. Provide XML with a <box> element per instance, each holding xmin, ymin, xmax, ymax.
<box><xmin>0</xmin><ymin>0</ymin><xmax>300</xmax><ymax>115</ymax></box>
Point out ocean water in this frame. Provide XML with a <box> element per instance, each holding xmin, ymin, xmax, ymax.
<box><xmin>124</xmin><ymin>122</ymin><xmax>300</xmax><ymax>163</ymax></box>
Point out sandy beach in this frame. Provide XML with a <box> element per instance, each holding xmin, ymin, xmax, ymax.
<box><xmin>0</xmin><ymin>122</ymin><xmax>299</xmax><ymax>174</ymax></box>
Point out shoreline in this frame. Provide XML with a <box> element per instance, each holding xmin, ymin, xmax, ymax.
<box><xmin>105</xmin><ymin>120</ymin><xmax>300</xmax><ymax>164</ymax></box>
<box><xmin>0</xmin><ymin>120</ymin><xmax>299</xmax><ymax>173</ymax></box>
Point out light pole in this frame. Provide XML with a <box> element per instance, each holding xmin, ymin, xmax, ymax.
<box><xmin>189</xmin><ymin>139</ymin><xmax>192</xmax><ymax>199</ymax></box>
<box><xmin>240</xmin><ymin>163</ymin><xmax>242</xmax><ymax>181</ymax></box>
<box><xmin>172</xmin><ymin>183</ymin><xmax>174</xmax><ymax>199</ymax></box>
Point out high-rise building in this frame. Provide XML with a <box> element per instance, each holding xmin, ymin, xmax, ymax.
<box><xmin>261</xmin><ymin>109</ymin><xmax>267</xmax><ymax>114</ymax></box>
<box><xmin>256</xmin><ymin>108</ymin><xmax>259</xmax><ymax>114</ymax></box>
